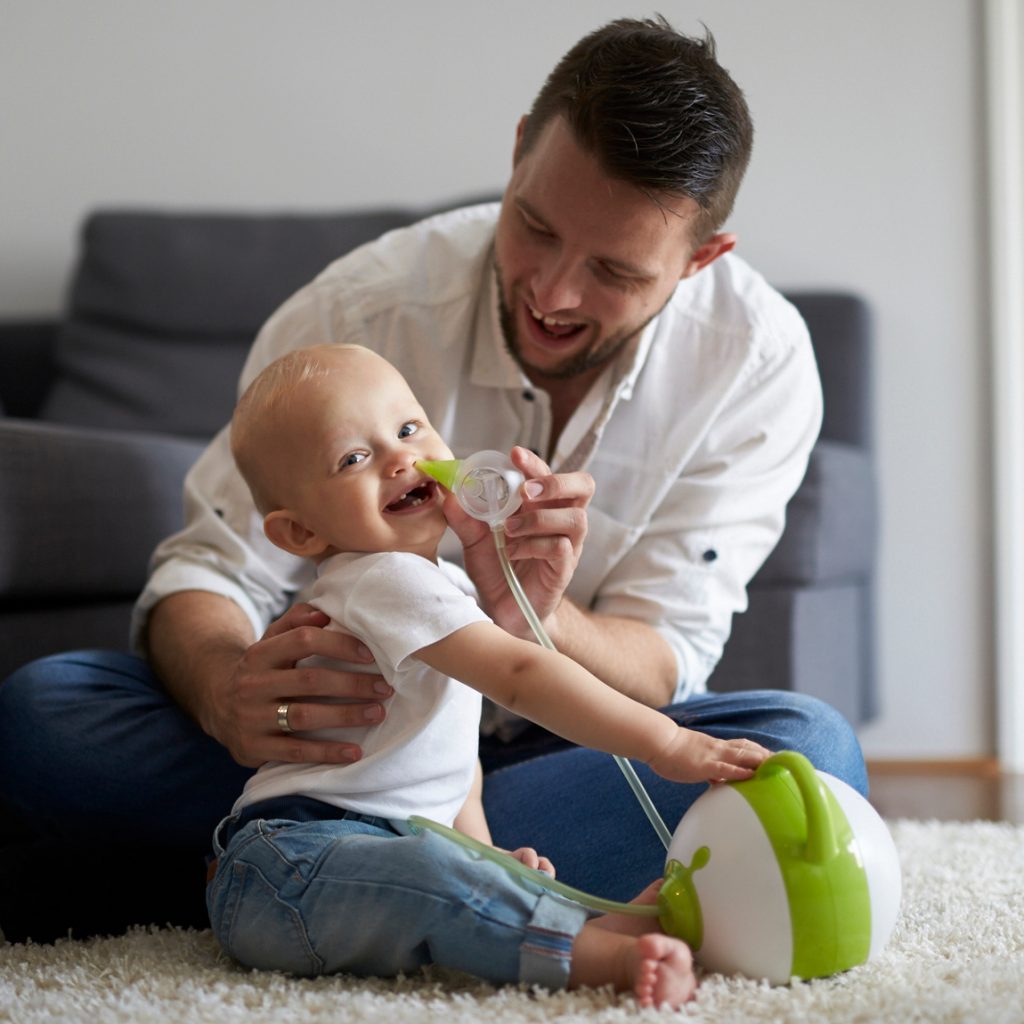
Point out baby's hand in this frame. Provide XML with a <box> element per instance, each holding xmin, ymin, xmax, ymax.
<box><xmin>501</xmin><ymin>846</ymin><xmax>556</xmax><ymax>878</ymax></box>
<box><xmin>648</xmin><ymin>727</ymin><xmax>771</xmax><ymax>784</ymax></box>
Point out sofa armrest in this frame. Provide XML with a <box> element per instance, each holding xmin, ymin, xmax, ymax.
<box><xmin>784</xmin><ymin>292</ymin><xmax>873</xmax><ymax>449</ymax></box>
<box><xmin>0</xmin><ymin>320</ymin><xmax>59</xmax><ymax>418</ymax></box>
<box><xmin>0</xmin><ymin>419</ymin><xmax>204</xmax><ymax>598</ymax></box>
<box><xmin>752</xmin><ymin>439</ymin><xmax>877</xmax><ymax>587</ymax></box>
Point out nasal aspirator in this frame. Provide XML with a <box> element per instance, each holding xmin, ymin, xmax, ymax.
<box><xmin>413</xmin><ymin>450</ymin><xmax>901</xmax><ymax>984</ymax></box>
<box><xmin>417</xmin><ymin>450</ymin><xmax>524</xmax><ymax>528</ymax></box>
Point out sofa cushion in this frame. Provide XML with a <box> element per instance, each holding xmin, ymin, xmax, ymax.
<box><xmin>0</xmin><ymin>418</ymin><xmax>205</xmax><ymax>597</ymax></box>
<box><xmin>40</xmin><ymin>209</ymin><xmax>423</xmax><ymax>437</ymax></box>
<box><xmin>752</xmin><ymin>439</ymin><xmax>876</xmax><ymax>586</ymax></box>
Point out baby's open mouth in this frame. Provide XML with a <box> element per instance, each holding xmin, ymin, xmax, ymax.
<box><xmin>384</xmin><ymin>481</ymin><xmax>436</xmax><ymax>513</ymax></box>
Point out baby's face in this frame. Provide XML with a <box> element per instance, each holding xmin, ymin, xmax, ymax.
<box><xmin>278</xmin><ymin>350</ymin><xmax>454</xmax><ymax>559</ymax></box>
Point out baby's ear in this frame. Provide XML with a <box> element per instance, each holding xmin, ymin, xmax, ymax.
<box><xmin>264</xmin><ymin>510</ymin><xmax>329</xmax><ymax>558</ymax></box>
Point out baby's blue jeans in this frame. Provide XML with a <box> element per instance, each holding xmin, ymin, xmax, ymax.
<box><xmin>207</xmin><ymin>799</ymin><xmax>589</xmax><ymax>987</ymax></box>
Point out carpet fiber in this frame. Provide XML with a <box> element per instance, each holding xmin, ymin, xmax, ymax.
<box><xmin>3</xmin><ymin>819</ymin><xmax>1023</xmax><ymax>1023</ymax></box>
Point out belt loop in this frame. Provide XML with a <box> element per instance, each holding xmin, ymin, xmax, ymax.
<box><xmin>211</xmin><ymin>812</ymin><xmax>238</xmax><ymax>857</ymax></box>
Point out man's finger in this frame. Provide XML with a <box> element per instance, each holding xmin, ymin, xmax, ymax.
<box><xmin>262</xmin><ymin>603</ymin><xmax>330</xmax><ymax>640</ymax></box>
<box><xmin>275</xmin><ymin>696</ymin><xmax>387</xmax><ymax>733</ymax></box>
<box><xmin>259</xmin><ymin>735</ymin><xmax>364</xmax><ymax>765</ymax></box>
<box><xmin>257</xmin><ymin>624</ymin><xmax>376</xmax><ymax>671</ymax></box>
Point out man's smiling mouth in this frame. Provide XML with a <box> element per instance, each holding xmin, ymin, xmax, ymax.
<box><xmin>527</xmin><ymin>303</ymin><xmax>585</xmax><ymax>340</ymax></box>
<box><xmin>384</xmin><ymin>481</ymin><xmax>436</xmax><ymax>513</ymax></box>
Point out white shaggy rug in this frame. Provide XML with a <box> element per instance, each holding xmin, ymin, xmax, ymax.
<box><xmin>3</xmin><ymin>819</ymin><xmax>1023</xmax><ymax>1024</ymax></box>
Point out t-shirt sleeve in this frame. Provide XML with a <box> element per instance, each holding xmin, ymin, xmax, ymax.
<box><xmin>324</xmin><ymin>552</ymin><xmax>490</xmax><ymax>670</ymax></box>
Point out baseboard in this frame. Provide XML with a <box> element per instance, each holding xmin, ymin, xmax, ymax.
<box><xmin>867</xmin><ymin>757</ymin><xmax>1003</xmax><ymax>777</ymax></box>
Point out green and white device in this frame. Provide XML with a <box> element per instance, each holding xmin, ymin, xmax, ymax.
<box><xmin>415</xmin><ymin>452</ymin><xmax>902</xmax><ymax>984</ymax></box>
<box><xmin>661</xmin><ymin>750</ymin><xmax>901</xmax><ymax>983</ymax></box>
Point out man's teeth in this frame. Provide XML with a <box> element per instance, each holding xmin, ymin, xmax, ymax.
<box><xmin>529</xmin><ymin>305</ymin><xmax>577</xmax><ymax>328</ymax></box>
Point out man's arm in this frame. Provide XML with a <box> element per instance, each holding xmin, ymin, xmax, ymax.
<box><xmin>540</xmin><ymin>599</ymin><xmax>678</xmax><ymax>707</ymax></box>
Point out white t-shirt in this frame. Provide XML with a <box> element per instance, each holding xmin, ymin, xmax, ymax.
<box><xmin>234</xmin><ymin>551</ymin><xmax>488</xmax><ymax>826</ymax></box>
<box><xmin>135</xmin><ymin>203</ymin><xmax>822</xmax><ymax>706</ymax></box>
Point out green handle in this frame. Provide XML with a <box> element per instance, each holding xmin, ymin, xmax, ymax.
<box><xmin>756</xmin><ymin>751</ymin><xmax>839</xmax><ymax>864</ymax></box>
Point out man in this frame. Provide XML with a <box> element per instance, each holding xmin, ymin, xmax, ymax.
<box><xmin>0</xmin><ymin>17</ymin><xmax>866</xmax><ymax>942</ymax></box>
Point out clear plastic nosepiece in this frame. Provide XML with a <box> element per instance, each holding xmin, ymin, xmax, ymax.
<box><xmin>417</xmin><ymin>450</ymin><xmax>524</xmax><ymax>527</ymax></box>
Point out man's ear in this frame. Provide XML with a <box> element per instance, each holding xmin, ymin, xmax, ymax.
<box><xmin>512</xmin><ymin>115</ymin><xmax>528</xmax><ymax>165</ymax></box>
<box><xmin>681</xmin><ymin>232</ymin><xmax>737</xmax><ymax>279</ymax></box>
<box><xmin>264</xmin><ymin>510</ymin><xmax>329</xmax><ymax>558</ymax></box>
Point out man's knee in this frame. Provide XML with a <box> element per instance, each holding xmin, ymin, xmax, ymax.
<box><xmin>1</xmin><ymin>650</ymin><xmax>152</xmax><ymax>730</ymax></box>
<box><xmin>763</xmin><ymin>690</ymin><xmax>867</xmax><ymax>796</ymax></box>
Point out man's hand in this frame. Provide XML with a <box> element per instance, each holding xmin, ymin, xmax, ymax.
<box><xmin>445</xmin><ymin>446</ymin><xmax>593</xmax><ymax>640</ymax></box>
<box><xmin>148</xmin><ymin>591</ymin><xmax>392</xmax><ymax>770</ymax></box>
<box><xmin>213</xmin><ymin>603</ymin><xmax>394</xmax><ymax>767</ymax></box>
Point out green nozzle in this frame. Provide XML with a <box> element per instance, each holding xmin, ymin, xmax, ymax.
<box><xmin>416</xmin><ymin>459</ymin><xmax>461</xmax><ymax>491</ymax></box>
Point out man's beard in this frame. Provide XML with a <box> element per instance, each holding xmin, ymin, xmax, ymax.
<box><xmin>494</xmin><ymin>262</ymin><xmax>654</xmax><ymax>382</ymax></box>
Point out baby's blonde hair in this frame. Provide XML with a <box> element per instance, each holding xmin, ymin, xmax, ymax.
<box><xmin>231</xmin><ymin>344</ymin><xmax>362</xmax><ymax>514</ymax></box>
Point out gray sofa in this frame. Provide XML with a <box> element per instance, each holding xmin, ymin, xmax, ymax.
<box><xmin>0</xmin><ymin>201</ymin><xmax>877</xmax><ymax>725</ymax></box>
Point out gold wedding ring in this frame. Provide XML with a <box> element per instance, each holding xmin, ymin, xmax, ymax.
<box><xmin>277</xmin><ymin>702</ymin><xmax>293</xmax><ymax>734</ymax></box>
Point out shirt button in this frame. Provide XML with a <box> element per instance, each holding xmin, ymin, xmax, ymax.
<box><xmin>522</xmin><ymin>390</ymin><xmax>535</xmax><ymax>402</ymax></box>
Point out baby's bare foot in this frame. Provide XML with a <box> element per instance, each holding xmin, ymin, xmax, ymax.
<box><xmin>591</xmin><ymin>879</ymin><xmax>663</xmax><ymax>938</ymax></box>
<box><xmin>628</xmin><ymin>933</ymin><xmax>697</xmax><ymax>1009</ymax></box>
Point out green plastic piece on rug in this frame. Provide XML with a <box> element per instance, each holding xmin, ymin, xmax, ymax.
<box><xmin>657</xmin><ymin>848</ymin><xmax>710</xmax><ymax>950</ymax></box>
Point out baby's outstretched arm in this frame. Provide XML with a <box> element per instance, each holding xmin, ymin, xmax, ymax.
<box><xmin>417</xmin><ymin>622</ymin><xmax>770</xmax><ymax>786</ymax></box>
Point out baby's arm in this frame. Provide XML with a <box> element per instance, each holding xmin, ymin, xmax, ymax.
<box><xmin>417</xmin><ymin>622</ymin><xmax>768</xmax><ymax>784</ymax></box>
<box><xmin>454</xmin><ymin>759</ymin><xmax>555</xmax><ymax>876</ymax></box>
<box><xmin>453</xmin><ymin>759</ymin><xmax>492</xmax><ymax>844</ymax></box>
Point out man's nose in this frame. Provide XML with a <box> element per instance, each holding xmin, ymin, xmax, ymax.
<box><xmin>531</xmin><ymin>254</ymin><xmax>585</xmax><ymax>313</ymax></box>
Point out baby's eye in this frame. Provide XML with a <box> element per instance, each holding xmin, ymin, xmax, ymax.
<box><xmin>340</xmin><ymin>451</ymin><xmax>366</xmax><ymax>469</ymax></box>
<box><xmin>398</xmin><ymin>422</ymin><xmax>419</xmax><ymax>439</ymax></box>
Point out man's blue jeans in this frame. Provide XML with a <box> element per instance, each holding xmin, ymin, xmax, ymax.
<box><xmin>0</xmin><ymin>649</ymin><xmax>867</xmax><ymax>938</ymax></box>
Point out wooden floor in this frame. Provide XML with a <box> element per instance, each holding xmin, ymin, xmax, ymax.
<box><xmin>866</xmin><ymin>760</ymin><xmax>1024</xmax><ymax>825</ymax></box>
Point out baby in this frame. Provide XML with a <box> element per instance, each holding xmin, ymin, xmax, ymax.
<box><xmin>208</xmin><ymin>343</ymin><xmax>769</xmax><ymax>1007</ymax></box>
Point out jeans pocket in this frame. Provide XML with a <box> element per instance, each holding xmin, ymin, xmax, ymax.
<box><xmin>215</xmin><ymin>858</ymin><xmax>324</xmax><ymax>976</ymax></box>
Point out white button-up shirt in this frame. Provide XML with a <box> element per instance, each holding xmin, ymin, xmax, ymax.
<box><xmin>133</xmin><ymin>203</ymin><xmax>822</xmax><ymax>703</ymax></box>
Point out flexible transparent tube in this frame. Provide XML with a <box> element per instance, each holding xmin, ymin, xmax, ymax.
<box><xmin>408</xmin><ymin>815</ymin><xmax>661</xmax><ymax>918</ymax></box>
<box><xmin>492</xmin><ymin>526</ymin><xmax>673</xmax><ymax>851</ymax></box>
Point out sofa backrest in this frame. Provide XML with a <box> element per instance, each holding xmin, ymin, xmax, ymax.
<box><xmin>40</xmin><ymin>203</ymin><xmax>477</xmax><ymax>437</ymax></box>
<box><xmin>37</xmin><ymin>203</ymin><xmax>871</xmax><ymax>451</ymax></box>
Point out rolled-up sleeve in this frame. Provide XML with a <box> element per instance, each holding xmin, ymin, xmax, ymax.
<box><xmin>585</xmin><ymin>303</ymin><xmax>823</xmax><ymax>703</ymax></box>
<box><xmin>130</xmin><ymin>423</ymin><xmax>314</xmax><ymax>653</ymax></box>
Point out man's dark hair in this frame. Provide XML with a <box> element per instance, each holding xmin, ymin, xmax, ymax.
<box><xmin>520</xmin><ymin>15</ymin><xmax>753</xmax><ymax>241</ymax></box>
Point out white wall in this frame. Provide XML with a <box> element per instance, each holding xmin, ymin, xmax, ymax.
<box><xmin>0</xmin><ymin>0</ymin><xmax>991</xmax><ymax>760</ymax></box>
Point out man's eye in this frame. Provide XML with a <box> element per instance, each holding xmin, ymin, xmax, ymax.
<box><xmin>525</xmin><ymin>218</ymin><xmax>552</xmax><ymax>238</ymax></box>
<box><xmin>398</xmin><ymin>422</ymin><xmax>419</xmax><ymax>439</ymax></box>
<box><xmin>341</xmin><ymin>452</ymin><xmax>366</xmax><ymax>468</ymax></box>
